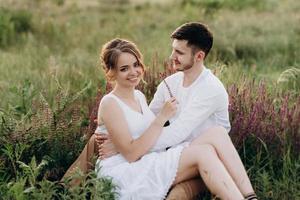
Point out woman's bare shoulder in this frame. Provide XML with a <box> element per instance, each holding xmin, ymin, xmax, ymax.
<box><xmin>97</xmin><ymin>95</ymin><xmax>120</xmax><ymax>125</ymax></box>
<box><xmin>99</xmin><ymin>94</ymin><xmax>121</xmax><ymax>115</ymax></box>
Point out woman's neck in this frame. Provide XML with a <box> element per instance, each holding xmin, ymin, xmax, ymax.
<box><xmin>113</xmin><ymin>85</ymin><xmax>135</xmax><ymax>100</ymax></box>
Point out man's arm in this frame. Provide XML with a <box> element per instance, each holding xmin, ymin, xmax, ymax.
<box><xmin>151</xmin><ymin>90</ymin><xmax>228</xmax><ymax>151</ymax></box>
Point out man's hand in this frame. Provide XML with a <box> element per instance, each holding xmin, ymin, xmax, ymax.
<box><xmin>95</xmin><ymin>133</ymin><xmax>118</xmax><ymax>159</ymax></box>
<box><xmin>99</xmin><ymin>139</ymin><xmax>118</xmax><ymax>159</ymax></box>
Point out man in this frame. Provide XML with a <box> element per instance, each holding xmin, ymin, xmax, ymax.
<box><xmin>64</xmin><ymin>22</ymin><xmax>230</xmax><ymax>199</ymax></box>
<box><xmin>148</xmin><ymin>22</ymin><xmax>230</xmax><ymax>151</ymax></box>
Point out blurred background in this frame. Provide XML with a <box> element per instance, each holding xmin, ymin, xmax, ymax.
<box><xmin>0</xmin><ymin>0</ymin><xmax>299</xmax><ymax>101</ymax></box>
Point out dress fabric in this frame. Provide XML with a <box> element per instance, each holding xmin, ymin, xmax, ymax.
<box><xmin>95</xmin><ymin>90</ymin><xmax>185</xmax><ymax>200</ymax></box>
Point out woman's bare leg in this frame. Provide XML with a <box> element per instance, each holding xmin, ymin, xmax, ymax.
<box><xmin>174</xmin><ymin>144</ymin><xmax>244</xmax><ymax>200</ymax></box>
<box><xmin>190</xmin><ymin>126</ymin><xmax>255</xmax><ymax>196</ymax></box>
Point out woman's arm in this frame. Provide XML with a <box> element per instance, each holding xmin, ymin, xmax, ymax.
<box><xmin>100</xmin><ymin>97</ymin><xmax>176</xmax><ymax>163</ymax></box>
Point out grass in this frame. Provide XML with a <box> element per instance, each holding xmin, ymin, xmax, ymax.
<box><xmin>0</xmin><ymin>0</ymin><xmax>299</xmax><ymax>199</ymax></box>
<box><xmin>0</xmin><ymin>0</ymin><xmax>299</xmax><ymax>92</ymax></box>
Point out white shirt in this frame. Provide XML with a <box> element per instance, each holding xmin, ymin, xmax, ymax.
<box><xmin>149</xmin><ymin>67</ymin><xmax>231</xmax><ymax>151</ymax></box>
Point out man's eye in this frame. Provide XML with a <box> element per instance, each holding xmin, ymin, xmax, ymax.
<box><xmin>175</xmin><ymin>50</ymin><xmax>183</xmax><ymax>55</ymax></box>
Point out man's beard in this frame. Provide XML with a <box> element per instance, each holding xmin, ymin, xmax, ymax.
<box><xmin>174</xmin><ymin>59</ymin><xmax>194</xmax><ymax>72</ymax></box>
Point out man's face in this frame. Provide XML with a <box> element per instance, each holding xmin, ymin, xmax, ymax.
<box><xmin>170</xmin><ymin>39</ymin><xmax>195</xmax><ymax>71</ymax></box>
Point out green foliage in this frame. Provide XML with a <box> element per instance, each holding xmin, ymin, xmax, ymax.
<box><xmin>277</xmin><ymin>67</ymin><xmax>300</xmax><ymax>95</ymax></box>
<box><xmin>61</xmin><ymin>169</ymin><xmax>117</xmax><ymax>200</ymax></box>
<box><xmin>0</xmin><ymin>8</ymin><xmax>32</xmax><ymax>47</ymax></box>
<box><xmin>0</xmin><ymin>9</ymin><xmax>14</xmax><ymax>47</ymax></box>
<box><xmin>0</xmin><ymin>78</ymin><xmax>90</xmax><ymax>177</ymax></box>
<box><xmin>0</xmin><ymin>0</ymin><xmax>299</xmax><ymax>198</ymax></box>
<box><xmin>17</xmin><ymin>157</ymin><xmax>48</xmax><ymax>187</ymax></box>
<box><xmin>8</xmin><ymin>79</ymin><xmax>36</xmax><ymax>117</ymax></box>
<box><xmin>0</xmin><ymin>0</ymin><xmax>298</xmax><ymax>105</ymax></box>
<box><xmin>10</xmin><ymin>10</ymin><xmax>32</xmax><ymax>33</ymax></box>
<box><xmin>0</xmin><ymin>76</ymin><xmax>117</xmax><ymax>198</ymax></box>
<box><xmin>1</xmin><ymin>143</ymin><xmax>29</xmax><ymax>178</ymax></box>
<box><xmin>52</xmin><ymin>0</ymin><xmax>65</xmax><ymax>6</ymax></box>
<box><xmin>181</xmin><ymin>0</ymin><xmax>276</xmax><ymax>11</ymax></box>
<box><xmin>1</xmin><ymin>157</ymin><xmax>117</xmax><ymax>199</ymax></box>
<box><xmin>7</xmin><ymin>178</ymin><xmax>27</xmax><ymax>200</ymax></box>
<box><xmin>35</xmin><ymin>19</ymin><xmax>67</xmax><ymax>52</ymax></box>
<box><xmin>250</xmin><ymin>144</ymin><xmax>300</xmax><ymax>199</ymax></box>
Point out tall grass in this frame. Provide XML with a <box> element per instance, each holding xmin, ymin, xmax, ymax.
<box><xmin>86</xmin><ymin>60</ymin><xmax>300</xmax><ymax>200</ymax></box>
<box><xmin>0</xmin><ymin>77</ymin><xmax>117</xmax><ymax>199</ymax></box>
<box><xmin>0</xmin><ymin>0</ymin><xmax>299</xmax><ymax>199</ymax></box>
<box><xmin>0</xmin><ymin>0</ymin><xmax>299</xmax><ymax>104</ymax></box>
<box><xmin>1</xmin><ymin>61</ymin><xmax>299</xmax><ymax>199</ymax></box>
<box><xmin>0</xmin><ymin>8</ymin><xmax>32</xmax><ymax>47</ymax></box>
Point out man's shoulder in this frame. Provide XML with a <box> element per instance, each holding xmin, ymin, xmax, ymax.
<box><xmin>164</xmin><ymin>72</ymin><xmax>183</xmax><ymax>83</ymax></box>
<box><xmin>200</xmin><ymin>69</ymin><xmax>227</xmax><ymax>94</ymax></box>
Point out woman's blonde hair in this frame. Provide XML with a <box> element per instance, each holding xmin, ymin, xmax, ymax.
<box><xmin>100</xmin><ymin>38</ymin><xmax>145</xmax><ymax>81</ymax></box>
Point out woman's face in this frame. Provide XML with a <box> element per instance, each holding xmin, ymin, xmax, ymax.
<box><xmin>114</xmin><ymin>52</ymin><xmax>143</xmax><ymax>88</ymax></box>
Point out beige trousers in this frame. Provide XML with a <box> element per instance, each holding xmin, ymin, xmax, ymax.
<box><xmin>62</xmin><ymin>134</ymin><xmax>207</xmax><ymax>199</ymax></box>
<box><xmin>62</xmin><ymin>134</ymin><xmax>99</xmax><ymax>185</ymax></box>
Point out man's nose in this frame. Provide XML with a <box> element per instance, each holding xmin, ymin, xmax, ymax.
<box><xmin>169</xmin><ymin>50</ymin><xmax>176</xmax><ymax>61</ymax></box>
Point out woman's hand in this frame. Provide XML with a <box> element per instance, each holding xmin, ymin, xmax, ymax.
<box><xmin>158</xmin><ymin>97</ymin><xmax>178</xmax><ymax>123</ymax></box>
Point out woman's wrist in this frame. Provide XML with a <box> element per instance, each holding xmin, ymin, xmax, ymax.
<box><xmin>154</xmin><ymin>114</ymin><xmax>168</xmax><ymax>127</ymax></box>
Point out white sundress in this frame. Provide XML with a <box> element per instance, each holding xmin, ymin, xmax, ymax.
<box><xmin>95</xmin><ymin>90</ymin><xmax>185</xmax><ymax>200</ymax></box>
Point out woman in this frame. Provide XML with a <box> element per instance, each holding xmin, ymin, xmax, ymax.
<box><xmin>94</xmin><ymin>38</ymin><xmax>257</xmax><ymax>200</ymax></box>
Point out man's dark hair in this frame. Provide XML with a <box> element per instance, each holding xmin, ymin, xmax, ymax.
<box><xmin>171</xmin><ymin>22</ymin><xmax>213</xmax><ymax>58</ymax></box>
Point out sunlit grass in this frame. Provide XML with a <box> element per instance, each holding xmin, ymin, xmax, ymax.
<box><xmin>0</xmin><ymin>0</ymin><xmax>299</xmax><ymax>199</ymax></box>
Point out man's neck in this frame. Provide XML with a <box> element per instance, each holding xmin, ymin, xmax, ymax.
<box><xmin>182</xmin><ymin>63</ymin><xmax>204</xmax><ymax>87</ymax></box>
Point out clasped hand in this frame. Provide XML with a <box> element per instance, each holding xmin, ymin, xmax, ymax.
<box><xmin>95</xmin><ymin>132</ymin><xmax>118</xmax><ymax>159</ymax></box>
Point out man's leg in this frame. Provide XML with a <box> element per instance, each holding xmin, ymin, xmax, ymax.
<box><xmin>166</xmin><ymin>178</ymin><xmax>206</xmax><ymax>200</ymax></box>
<box><xmin>61</xmin><ymin>134</ymin><xmax>98</xmax><ymax>185</ymax></box>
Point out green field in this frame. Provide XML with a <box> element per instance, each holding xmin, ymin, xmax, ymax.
<box><xmin>0</xmin><ymin>0</ymin><xmax>299</xmax><ymax>199</ymax></box>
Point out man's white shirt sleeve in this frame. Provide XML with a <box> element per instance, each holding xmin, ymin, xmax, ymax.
<box><xmin>151</xmin><ymin>88</ymin><xmax>228</xmax><ymax>151</ymax></box>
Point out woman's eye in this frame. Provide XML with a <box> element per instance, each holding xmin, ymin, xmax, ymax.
<box><xmin>134</xmin><ymin>62</ymin><xmax>140</xmax><ymax>67</ymax></box>
<box><xmin>120</xmin><ymin>68</ymin><xmax>127</xmax><ymax>72</ymax></box>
